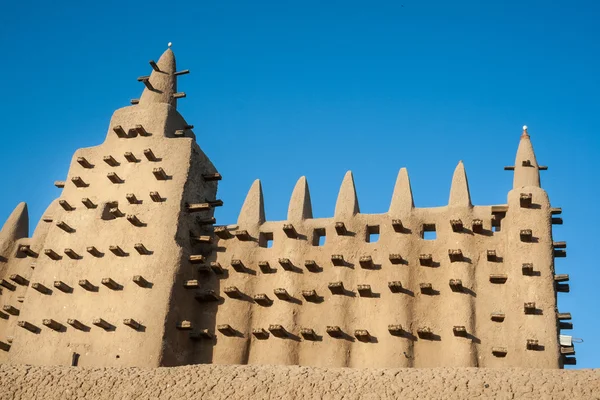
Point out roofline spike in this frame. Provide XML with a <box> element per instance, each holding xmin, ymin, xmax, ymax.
<box><xmin>334</xmin><ymin>171</ymin><xmax>360</xmax><ymax>218</ymax></box>
<box><xmin>287</xmin><ymin>176</ymin><xmax>313</xmax><ymax>221</ymax></box>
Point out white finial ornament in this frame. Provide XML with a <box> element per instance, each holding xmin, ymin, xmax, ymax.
<box><xmin>168</xmin><ymin>42</ymin><xmax>172</xmax><ymax>48</ymax></box>
<box><xmin>523</xmin><ymin>125</ymin><xmax>528</xmax><ymax>130</ymax></box>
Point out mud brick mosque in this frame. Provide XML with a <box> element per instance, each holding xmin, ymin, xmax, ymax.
<box><xmin>0</xmin><ymin>48</ymin><xmax>574</xmax><ymax>369</ymax></box>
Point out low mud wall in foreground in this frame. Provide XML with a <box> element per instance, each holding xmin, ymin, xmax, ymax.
<box><xmin>0</xmin><ymin>364</ymin><xmax>598</xmax><ymax>399</ymax></box>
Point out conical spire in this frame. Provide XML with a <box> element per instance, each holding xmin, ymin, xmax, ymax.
<box><xmin>139</xmin><ymin>48</ymin><xmax>178</xmax><ymax>108</ymax></box>
<box><xmin>237</xmin><ymin>179</ymin><xmax>266</xmax><ymax>227</ymax></box>
<box><xmin>389</xmin><ymin>168</ymin><xmax>414</xmax><ymax>214</ymax></box>
<box><xmin>0</xmin><ymin>203</ymin><xmax>28</xmax><ymax>258</ymax></box>
<box><xmin>513</xmin><ymin>125</ymin><xmax>541</xmax><ymax>188</ymax></box>
<box><xmin>334</xmin><ymin>171</ymin><xmax>360</xmax><ymax>218</ymax></box>
<box><xmin>287</xmin><ymin>176</ymin><xmax>313</xmax><ymax>222</ymax></box>
<box><xmin>448</xmin><ymin>161</ymin><xmax>472</xmax><ymax>207</ymax></box>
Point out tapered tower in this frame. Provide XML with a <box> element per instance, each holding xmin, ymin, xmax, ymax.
<box><xmin>0</xmin><ymin>48</ymin><xmax>220</xmax><ymax>367</ymax></box>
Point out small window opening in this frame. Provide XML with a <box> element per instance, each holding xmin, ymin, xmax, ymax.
<box><xmin>422</xmin><ymin>224</ymin><xmax>436</xmax><ymax>240</ymax></box>
<box><xmin>259</xmin><ymin>232</ymin><xmax>274</xmax><ymax>248</ymax></box>
<box><xmin>366</xmin><ymin>225</ymin><xmax>380</xmax><ymax>243</ymax></box>
<box><xmin>312</xmin><ymin>228</ymin><xmax>326</xmax><ymax>246</ymax></box>
<box><xmin>491</xmin><ymin>212</ymin><xmax>505</xmax><ymax>233</ymax></box>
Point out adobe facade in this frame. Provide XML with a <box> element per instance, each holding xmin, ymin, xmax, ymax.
<box><xmin>0</xmin><ymin>48</ymin><xmax>573</xmax><ymax>368</ymax></box>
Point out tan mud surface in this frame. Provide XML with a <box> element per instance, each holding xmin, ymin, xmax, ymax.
<box><xmin>0</xmin><ymin>364</ymin><xmax>598</xmax><ymax>400</ymax></box>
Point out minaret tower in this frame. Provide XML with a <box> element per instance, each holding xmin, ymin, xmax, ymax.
<box><xmin>494</xmin><ymin>126</ymin><xmax>567</xmax><ymax>367</ymax></box>
<box><xmin>2</xmin><ymin>47</ymin><xmax>221</xmax><ymax>367</ymax></box>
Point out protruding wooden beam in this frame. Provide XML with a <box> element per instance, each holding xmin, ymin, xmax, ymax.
<box><xmin>172</xmin><ymin>92</ymin><xmax>186</xmax><ymax>99</ymax></box>
<box><xmin>123</xmin><ymin>319</ymin><xmax>141</xmax><ymax>330</ymax></box>
<box><xmin>450</xmin><ymin>219</ymin><xmax>463</xmax><ymax>232</ymax></box>
<box><xmin>448</xmin><ymin>249</ymin><xmax>463</xmax><ymax>262</ymax></box>
<box><xmin>153</xmin><ymin>168</ymin><xmax>168</xmax><ymax>180</ymax></box>
<box><xmin>44</xmin><ymin>249</ymin><xmax>61</xmax><ymax>260</ymax></box>
<box><xmin>524</xmin><ymin>302</ymin><xmax>536</xmax><ymax>313</ymax></box>
<box><xmin>334</xmin><ymin>222</ymin><xmax>347</xmax><ymax>235</ymax></box>
<box><xmin>174</xmin><ymin>69</ymin><xmax>190</xmax><ymax>76</ymax></box>
<box><xmin>56</xmin><ymin>221</ymin><xmax>74</xmax><ymax>233</ymax></box>
<box><xmin>177</xmin><ymin>321</ymin><xmax>192</xmax><ymax>330</ymax></box>
<box><xmin>103</xmin><ymin>155</ymin><xmax>119</xmax><ymax>167</ymax></box>
<box><xmin>210</xmin><ymin>262</ymin><xmax>224</xmax><ymax>274</ymax></box>
<box><xmin>32</xmin><ymin>282</ymin><xmax>50</xmax><ymax>294</ymax></box>
<box><xmin>449</xmin><ymin>279</ymin><xmax>463</xmax><ymax>292</ymax></box>
<box><xmin>64</xmin><ymin>248</ymin><xmax>80</xmax><ymax>259</ymax></box>
<box><xmin>109</xmin><ymin>245</ymin><xmax>126</xmax><ymax>257</ymax></box>
<box><xmin>59</xmin><ymin>200</ymin><xmax>74</xmax><ymax>211</ymax></box>
<box><xmin>93</xmin><ymin>318</ymin><xmax>113</xmax><ymax>330</ymax></box>
<box><xmin>491</xmin><ymin>312</ymin><xmax>505</xmax><ymax>322</ymax></box>
<box><xmin>520</xmin><ymin>229</ymin><xmax>533</xmax><ymax>242</ymax></box>
<box><xmin>304</xmin><ymin>260</ymin><xmax>319</xmax><ymax>272</ymax></box>
<box><xmin>107</xmin><ymin>172</ymin><xmax>123</xmax><ymax>184</ymax></box>
<box><xmin>113</xmin><ymin>125</ymin><xmax>127</xmax><ymax>138</ymax></box>
<box><xmin>472</xmin><ymin>219</ymin><xmax>483</xmax><ymax>233</ymax></box>
<box><xmin>202</xmin><ymin>173</ymin><xmax>222</xmax><ymax>181</ymax></box>
<box><xmin>253</xmin><ymin>293</ymin><xmax>272</xmax><ymax>306</ymax></box>
<box><xmin>331</xmin><ymin>254</ymin><xmax>344</xmax><ymax>266</ymax></box>
<box><xmin>77</xmin><ymin>157</ymin><xmax>93</xmax><ymax>169</ymax></box>
<box><xmin>520</xmin><ymin>193</ymin><xmax>532</xmax><ymax>208</ymax></box>
<box><xmin>328</xmin><ymin>281</ymin><xmax>344</xmax><ymax>294</ymax></box>
<box><xmin>149</xmin><ymin>60</ymin><xmax>160</xmax><ymax>71</ymax></box>
<box><xmin>283</xmin><ymin>224</ymin><xmax>297</xmax><ymax>238</ymax></box>
<box><xmin>78</xmin><ymin>279</ymin><xmax>95</xmax><ymax>291</ymax></box>
<box><xmin>133</xmin><ymin>275</ymin><xmax>149</xmax><ymax>287</ymax></box>
<box><xmin>67</xmin><ymin>319</ymin><xmax>86</xmax><ymax>330</ymax></box>
<box><xmin>133</xmin><ymin>243</ymin><xmax>149</xmax><ymax>255</ymax></box>
<box><xmin>143</xmin><ymin>148</ymin><xmax>157</xmax><ymax>161</ymax></box>
<box><xmin>302</xmin><ymin>290</ymin><xmax>319</xmax><ymax>302</ymax></box>
<box><xmin>554</xmin><ymin>274</ymin><xmax>569</xmax><ymax>282</ymax></box>
<box><xmin>389</xmin><ymin>254</ymin><xmax>403</xmax><ymax>264</ymax></box>
<box><xmin>388</xmin><ymin>281</ymin><xmax>403</xmax><ymax>293</ymax></box>
<box><xmin>217</xmin><ymin>324</ymin><xmax>236</xmax><ymax>336</ymax></box>
<box><xmin>82</xmin><ymin>198</ymin><xmax>96</xmax><ymax>209</ymax></box>
<box><xmin>419</xmin><ymin>254</ymin><xmax>433</xmax><ymax>266</ymax></box>
<box><xmin>187</xmin><ymin>203</ymin><xmax>211</xmax><ymax>213</ymax></box>
<box><xmin>357</xmin><ymin>284</ymin><xmax>372</xmax><ymax>297</ymax></box>
<box><xmin>355</xmin><ymin>330</ymin><xmax>371</xmax><ymax>341</ymax></box>
<box><xmin>190</xmin><ymin>329</ymin><xmax>214</xmax><ymax>341</ymax></box>
<box><xmin>150</xmin><ymin>192</ymin><xmax>163</xmax><ymax>202</ymax></box>
<box><xmin>54</xmin><ymin>181</ymin><xmax>65</xmax><ymax>188</ymax></box>
<box><xmin>102</xmin><ymin>278</ymin><xmax>119</xmax><ymax>290</ymax></box>
<box><xmin>224</xmin><ymin>286</ymin><xmax>242</xmax><ymax>298</ymax></box>
<box><xmin>87</xmin><ymin>246</ymin><xmax>102</xmax><ymax>257</ymax></box>
<box><xmin>124</xmin><ymin>152</ymin><xmax>138</xmax><ymax>163</ymax></box>
<box><xmin>492</xmin><ymin>347</ymin><xmax>508</xmax><ymax>357</ymax></box>
<box><xmin>17</xmin><ymin>321</ymin><xmax>38</xmax><ymax>332</ymax></box>
<box><xmin>489</xmin><ymin>274</ymin><xmax>508</xmax><ymax>284</ymax></box>
<box><xmin>274</xmin><ymin>288</ymin><xmax>291</xmax><ymax>300</ymax></box>
<box><xmin>326</xmin><ymin>326</ymin><xmax>342</xmax><ymax>337</ymax></box>
<box><xmin>127</xmin><ymin>214</ymin><xmax>143</xmax><ymax>226</ymax></box>
<box><xmin>195</xmin><ymin>290</ymin><xmax>220</xmax><ymax>302</ymax></box>
<box><xmin>453</xmin><ymin>326</ymin><xmax>467</xmax><ymax>337</ymax></box>
<box><xmin>278</xmin><ymin>258</ymin><xmax>292</xmax><ymax>271</ymax></box>
<box><xmin>300</xmin><ymin>328</ymin><xmax>317</xmax><ymax>341</ymax></box>
<box><xmin>43</xmin><ymin>319</ymin><xmax>63</xmax><ymax>331</ymax></box>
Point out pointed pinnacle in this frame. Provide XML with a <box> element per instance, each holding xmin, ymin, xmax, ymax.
<box><xmin>448</xmin><ymin>161</ymin><xmax>472</xmax><ymax>207</ymax></box>
<box><xmin>334</xmin><ymin>171</ymin><xmax>360</xmax><ymax>218</ymax></box>
<box><xmin>287</xmin><ymin>176</ymin><xmax>313</xmax><ymax>222</ymax></box>
<box><xmin>389</xmin><ymin>168</ymin><xmax>414</xmax><ymax>214</ymax></box>
<box><xmin>238</xmin><ymin>179</ymin><xmax>266</xmax><ymax>227</ymax></box>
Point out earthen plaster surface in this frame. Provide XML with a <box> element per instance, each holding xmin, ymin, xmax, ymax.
<box><xmin>0</xmin><ymin>364</ymin><xmax>598</xmax><ymax>400</ymax></box>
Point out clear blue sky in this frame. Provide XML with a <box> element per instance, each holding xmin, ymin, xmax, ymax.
<box><xmin>1</xmin><ymin>1</ymin><xmax>598</xmax><ymax>368</ymax></box>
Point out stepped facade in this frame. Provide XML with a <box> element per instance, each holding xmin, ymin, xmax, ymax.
<box><xmin>0</xmin><ymin>48</ymin><xmax>573</xmax><ymax>368</ymax></box>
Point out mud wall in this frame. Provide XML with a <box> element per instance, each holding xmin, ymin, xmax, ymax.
<box><xmin>0</xmin><ymin>364</ymin><xmax>597</xmax><ymax>400</ymax></box>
